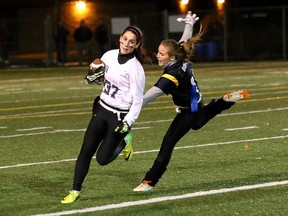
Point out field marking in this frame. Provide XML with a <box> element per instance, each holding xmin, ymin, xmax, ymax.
<box><xmin>1</xmin><ymin>85</ymin><xmax>288</xmax><ymax>104</ymax></box>
<box><xmin>32</xmin><ymin>180</ymin><xmax>288</xmax><ymax>216</ymax></box>
<box><xmin>0</xmin><ymin>107</ymin><xmax>91</xmax><ymax>118</ymax></box>
<box><xmin>219</xmin><ymin>106</ymin><xmax>288</xmax><ymax>116</ymax></box>
<box><xmin>0</xmin><ymin>126</ymin><xmax>150</xmax><ymax>139</ymax></box>
<box><xmin>1</xmin><ymin>134</ymin><xmax>287</xmax><ymax>170</ymax></box>
<box><xmin>0</xmin><ymin>74</ymin><xmax>82</xmax><ymax>84</ymax></box>
<box><xmin>224</xmin><ymin>126</ymin><xmax>259</xmax><ymax>131</ymax></box>
<box><xmin>0</xmin><ymin>106</ymin><xmax>286</xmax><ymax>138</ymax></box>
<box><xmin>0</xmin><ymin>129</ymin><xmax>85</xmax><ymax>139</ymax></box>
<box><xmin>135</xmin><ymin>134</ymin><xmax>288</xmax><ymax>154</ymax></box>
<box><xmin>0</xmin><ymin>95</ymin><xmax>94</xmax><ymax>104</ymax></box>
<box><xmin>16</xmin><ymin>126</ymin><xmax>53</xmax><ymax>132</ymax></box>
<box><xmin>1</xmin><ymin>104</ymin><xmax>288</xmax><ymax>120</ymax></box>
<box><xmin>0</xmin><ymin>101</ymin><xmax>92</xmax><ymax>112</ymax></box>
<box><xmin>1</xmin><ymin>88</ymin><xmax>288</xmax><ymax>112</ymax></box>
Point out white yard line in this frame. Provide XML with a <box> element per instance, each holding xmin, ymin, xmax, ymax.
<box><xmin>224</xmin><ymin>126</ymin><xmax>259</xmax><ymax>131</ymax></box>
<box><xmin>1</xmin><ymin>106</ymin><xmax>287</xmax><ymax>135</ymax></box>
<box><xmin>0</xmin><ymin>127</ymin><xmax>150</xmax><ymax>139</ymax></box>
<box><xmin>1</xmin><ymin>106</ymin><xmax>287</xmax><ymax>120</ymax></box>
<box><xmin>32</xmin><ymin>180</ymin><xmax>288</xmax><ymax>216</ymax></box>
<box><xmin>219</xmin><ymin>107</ymin><xmax>288</xmax><ymax>116</ymax></box>
<box><xmin>0</xmin><ymin>107</ymin><xmax>287</xmax><ymax>169</ymax></box>
<box><xmin>1</xmin><ymin>134</ymin><xmax>287</xmax><ymax>170</ymax></box>
<box><xmin>16</xmin><ymin>126</ymin><xmax>53</xmax><ymax>132</ymax></box>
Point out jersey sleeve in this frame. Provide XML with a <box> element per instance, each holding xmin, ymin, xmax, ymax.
<box><xmin>122</xmin><ymin>62</ymin><xmax>145</xmax><ymax>126</ymax></box>
<box><xmin>154</xmin><ymin>74</ymin><xmax>179</xmax><ymax>95</ymax></box>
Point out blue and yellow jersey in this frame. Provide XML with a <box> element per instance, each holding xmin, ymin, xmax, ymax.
<box><xmin>154</xmin><ymin>61</ymin><xmax>202</xmax><ymax>109</ymax></box>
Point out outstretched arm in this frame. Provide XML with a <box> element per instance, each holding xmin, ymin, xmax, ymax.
<box><xmin>178</xmin><ymin>11</ymin><xmax>199</xmax><ymax>43</ymax></box>
<box><xmin>142</xmin><ymin>86</ymin><xmax>164</xmax><ymax>108</ymax></box>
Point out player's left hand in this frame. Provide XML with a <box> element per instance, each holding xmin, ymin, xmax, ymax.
<box><xmin>115</xmin><ymin>121</ymin><xmax>131</xmax><ymax>133</ymax></box>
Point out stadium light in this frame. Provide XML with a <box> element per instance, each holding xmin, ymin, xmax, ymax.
<box><xmin>76</xmin><ymin>1</ymin><xmax>86</xmax><ymax>11</ymax></box>
<box><xmin>180</xmin><ymin>0</ymin><xmax>189</xmax><ymax>5</ymax></box>
<box><xmin>217</xmin><ymin>0</ymin><xmax>225</xmax><ymax>10</ymax></box>
<box><xmin>74</xmin><ymin>0</ymin><xmax>87</xmax><ymax>17</ymax></box>
<box><xmin>179</xmin><ymin>0</ymin><xmax>189</xmax><ymax>13</ymax></box>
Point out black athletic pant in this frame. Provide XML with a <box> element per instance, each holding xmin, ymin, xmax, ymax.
<box><xmin>72</xmin><ymin>100</ymin><xmax>128</xmax><ymax>191</ymax></box>
<box><xmin>143</xmin><ymin>98</ymin><xmax>234</xmax><ymax>186</ymax></box>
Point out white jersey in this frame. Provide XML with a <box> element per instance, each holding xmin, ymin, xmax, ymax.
<box><xmin>100</xmin><ymin>49</ymin><xmax>145</xmax><ymax>126</ymax></box>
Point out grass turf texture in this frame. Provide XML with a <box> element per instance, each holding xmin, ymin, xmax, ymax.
<box><xmin>0</xmin><ymin>61</ymin><xmax>288</xmax><ymax>215</ymax></box>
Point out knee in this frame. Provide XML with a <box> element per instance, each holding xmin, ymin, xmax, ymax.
<box><xmin>191</xmin><ymin>122</ymin><xmax>204</xmax><ymax>130</ymax></box>
<box><xmin>96</xmin><ymin>157</ymin><xmax>109</xmax><ymax>166</ymax></box>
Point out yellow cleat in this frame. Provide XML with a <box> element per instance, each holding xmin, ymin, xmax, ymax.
<box><xmin>61</xmin><ymin>191</ymin><xmax>80</xmax><ymax>204</ymax></box>
<box><xmin>122</xmin><ymin>133</ymin><xmax>133</xmax><ymax>161</ymax></box>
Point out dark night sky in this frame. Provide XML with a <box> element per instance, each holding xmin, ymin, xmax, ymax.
<box><xmin>158</xmin><ymin>0</ymin><xmax>288</xmax><ymax>12</ymax></box>
<box><xmin>0</xmin><ymin>0</ymin><xmax>287</xmax><ymax>10</ymax></box>
<box><xmin>227</xmin><ymin>0</ymin><xmax>288</xmax><ymax>8</ymax></box>
<box><xmin>190</xmin><ymin>0</ymin><xmax>288</xmax><ymax>10</ymax></box>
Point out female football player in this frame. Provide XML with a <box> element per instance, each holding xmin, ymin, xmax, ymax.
<box><xmin>133</xmin><ymin>12</ymin><xmax>249</xmax><ymax>192</ymax></box>
<box><xmin>61</xmin><ymin>25</ymin><xmax>151</xmax><ymax>203</ymax></box>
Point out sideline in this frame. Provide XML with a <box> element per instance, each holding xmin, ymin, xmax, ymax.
<box><xmin>32</xmin><ymin>180</ymin><xmax>288</xmax><ymax>216</ymax></box>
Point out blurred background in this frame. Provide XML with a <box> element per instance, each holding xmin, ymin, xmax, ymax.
<box><xmin>0</xmin><ymin>0</ymin><xmax>287</xmax><ymax>67</ymax></box>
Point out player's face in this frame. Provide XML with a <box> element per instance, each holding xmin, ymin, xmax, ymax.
<box><xmin>119</xmin><ymin>31</ymin><xmax>139</xmax><ymax>55</ymax></box>
<box><xmin>156</xmin><ymin>44</ymin><xmax>173</xmax><ymax>67</ymax></box>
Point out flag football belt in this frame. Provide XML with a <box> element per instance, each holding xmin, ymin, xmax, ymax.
<box><xmin>190</xmin><ymin>84</ymin><xmax>199</xmax><ymax>113</ymax></box>
<box><xmin>175</xmin><ymin>106</ymin><xmax>189</xmax><ymax>113</ymax></box>
<box><xmin>100</xmin><ymin>99</ymin><xmax>129</xmax><ymax>121</ymax></box>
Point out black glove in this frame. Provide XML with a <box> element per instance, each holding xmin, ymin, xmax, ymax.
<box><xmin>115</xmin><ymin>121</ymin><xmax>131</xmax><ymax>134</ymax></box>
<box><xmin>84</xmin><ymin>64</ymin><xmax>105</xmax><ymax>85</ymax></box>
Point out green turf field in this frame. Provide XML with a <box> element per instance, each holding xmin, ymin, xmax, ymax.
<box><xmin>0</xmin><ymin>61</ymin><xmax>288</xmax><ymax>216</ymax></box>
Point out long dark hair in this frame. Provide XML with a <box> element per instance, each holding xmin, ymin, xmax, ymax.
<box><xmin>121</xmin><ymin>26</ymin><xmax>152</xmax><ymax>64</ymax></box>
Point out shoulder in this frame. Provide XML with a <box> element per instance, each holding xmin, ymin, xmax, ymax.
<box><xmin>165</xmin><ymin>61</ymin><xmax>193</xmax><ymax>77</ymax></box>
<box><xmin>122</xmin><ymin>57</ymin><xmax>144</xmax><ymax>77</ymax></box>
<box><xmin>104</xmin><ymin>49</ymin><xmax>118</xmax><ymax>55</ymax></box>
<box><xmin>128</xmin><ymin>57</ymin><xmax>144</xmax><ymax>70</ymax></box>
<box><xmin>164</xmin><ymin>62</ymin><xmax>182</xmax><ymax>76</ymax></box>
<box><xmin>101</xmin><ymin>49</ymin><xmax>118</xmax><ymax>60</ymax></box>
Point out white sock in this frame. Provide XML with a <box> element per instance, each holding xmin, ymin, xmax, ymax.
<box><xmin>72</xmin><ymin>190</ymin><xmax>80</xmax><ymax>194</ymax></box>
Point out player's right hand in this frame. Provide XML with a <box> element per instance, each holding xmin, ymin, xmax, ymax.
<box><xmin>84</xmin><ymin>68</ymin><xmax>104</xmax><ymax>84</ymax></box>
<box><xmin>84</xmin><ymin>62</ymin><xmax>105</xmax><ymax>85</ymax></box>
<box><xmin>115</xmin><ymin>121</ymin><xmax>130</xmax><ymax>134</ymax></box>
<box><xmin>177</xmin><ymin>11</ymin><xmax>199</xmax><ymax>26</ymax></box>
